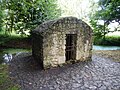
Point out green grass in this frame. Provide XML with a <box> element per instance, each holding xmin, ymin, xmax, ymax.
<box><xmin>0</xmin><ymin>64</ymin><xmax>20</xmax><ymax>90</ymax></box>
<box><xmin>93</xmin><ymin>35</ymin><xmax>120</xmax><ymax>46</ymax></box>
<box><xmin>0</xmin><ymin>32</ymin><xmax>31</xmax><ymax>48</ymax></box>
<box><xmin>0</xmin><ymin>31</ymin><xmax>28</xmax><ymax>43</ymax></box>
<box><xmin>0</xmin><ymin>34</ymin><xmax>21</xmax><ymax>44</ymax></box>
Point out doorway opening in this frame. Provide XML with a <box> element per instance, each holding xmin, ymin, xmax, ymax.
<box><xmin>65</xmin><ymin>34</ymin><xmax>77</xmax><ymax>61</ymax></box>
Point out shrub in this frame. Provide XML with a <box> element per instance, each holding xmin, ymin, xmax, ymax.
<box><xmin>93</xmin><ymin>35</ymin><xmax>120</xmax><ymax>46</ymax></box>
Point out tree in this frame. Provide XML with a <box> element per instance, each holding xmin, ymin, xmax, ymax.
<box><xmin>0</xmin><ymin>3</ymin><xmax>4</xmax><ymax>32</ymax></box>
<box><xmin>0</xmin><ymin>10</ymin><xmax>3</xmax><ymax>32</ymax></box>
<box><xmin>90</xmin><ymin>0</ymin><xmax>120</xmax><ymax>39</ymax></box>
<box><xmin>98</xmin><ymin>0</ymin><xmax>120</xmax><ymax>24</ymax></box>
<box><xmin>0</xmin><ymin>0</ymin><xmax>61</xmax><ymax>35</ymax></box>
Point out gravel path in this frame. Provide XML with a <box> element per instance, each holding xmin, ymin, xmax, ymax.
<box><xmin>9</xmin><ymin>51</ymin><xmax>120</xmax><ymax>90</ymax></box>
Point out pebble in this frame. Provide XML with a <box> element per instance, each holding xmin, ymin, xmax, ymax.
<box><xmin>9</xmin><ymin>54</ymin><xmax>120</xmax><ymax>90</ymax></box>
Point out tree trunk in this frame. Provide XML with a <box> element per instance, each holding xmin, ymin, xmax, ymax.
<box><xmin>103</xmin><ymin>21</ymin><xmax>106</xmax><ymax>41</ymax></box>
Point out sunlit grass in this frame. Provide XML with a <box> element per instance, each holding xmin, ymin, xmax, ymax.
<box><xmin>94</xmin><ymin>35</ymin><xmax>120</xmax><ymax>46</ymax></box>
<box><xmin>0</xmin><ymin>31</ymin><xmax>29</xmax><ymax>47</ymax></box>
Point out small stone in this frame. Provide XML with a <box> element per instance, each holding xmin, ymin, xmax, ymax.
<box><xmin>99</xmin><ymin>85</ymin><xmax>107</xmax><ymax>90</ymax></box>
<box><xmin>103</xmin><ymin>81</ymin><xmax>110</xmax><ymax>86</ymax></box>
<box><xmin>29</xmin><ymin>82</ymin><xmax>32</xmax><ymax>85</ymax></box>
<box><xmin>9</xmin><ymin>72</ymin><xmax>12</xmax><ymax>74</ymax></box>
<box><xmin>49</xmin><ymin>86</ymin><xmax>54</xmax><ymax>90</ymax></box>
<box><xmin>40</xmin><ymin>87</ymin><xmax>42</xmax><ymax>89</ymax></box>
<box><xmin>89</xmin><ymin>86</ymin><xmax>97</xmax><ymax>90</ymax></box>
<box><xmin>73</xmin><ymin>83</ymin><xmax>81</xmax><ymax>88</ymax></box>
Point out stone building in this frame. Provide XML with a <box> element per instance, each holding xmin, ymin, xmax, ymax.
<box><xmin>32</xmin><ymin>17</ymin><xmax>92</xmax><ymax>69</ymax></box>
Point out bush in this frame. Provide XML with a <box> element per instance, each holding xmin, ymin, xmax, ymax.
<box><xmin>93</xmin><ymin>36</ymin><xmax>120</xmax><ymax>46</ymax></box>
<box><xmin>0</xmin><ymin>32</ymin><xmax>30</xmax><ymax>47</ymax></box>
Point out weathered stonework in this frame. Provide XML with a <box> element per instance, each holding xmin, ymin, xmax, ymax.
<box><xmin>32</xmin><ymin>17</ymin><xmax>92</xmax><ymax>69</ymax></box>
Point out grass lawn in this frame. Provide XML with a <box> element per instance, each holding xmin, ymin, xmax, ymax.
<box><xmin>93</xmin><ymin>35</ymin><xmax>120</xmax><ymax>46</ymax></box>
<box><xmin>0</xmin><ymin>32</ymin><xmax>31</xmax><ymax>49</ymax></box>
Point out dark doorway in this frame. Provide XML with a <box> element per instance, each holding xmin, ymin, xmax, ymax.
<box><xmin>65</xmin><ymin>34</ymin><xmax>77</xmax><ymax>61</ymax></box>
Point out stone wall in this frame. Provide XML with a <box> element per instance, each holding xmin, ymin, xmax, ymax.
<box><xmin>32</xmin><ymin>17</ymin><xmax>92</xmax><ymax>69</ymax></box>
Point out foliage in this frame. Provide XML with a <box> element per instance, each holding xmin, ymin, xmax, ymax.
<box><xmin>0</xmin><ymin>0</ymin><xmax>60</xmax><ymax>35</ymax></box>
<box><xmin>0</xmin><ymin>64</ymin><xmax>20</xmax><ymax>90</ymax></box>
<box><xmin>98</xmin><ymin>0</ymin><xmax>120</xmax><ymax>24</ymax></box>
<box><xmin>90</xmin><ymin>0</ymin><xmax>120</xmax><ymax>39</ymax></box>
<box><xmin>90</xmin><ymin>20</ymin><xmax>108</xmax><ymax>38</ymax></box>
<box><xmin>0</xmin><ymin>33</ymin><xmax>31</xmax><ymax>48</ymax></box>
<box><xmin>0</xmin><ymin>5</ymin><xmax>4</xmax><ymax>32</ymax></box>
<box><xmin>93</xmin><ymin>35</ymin><xmax>120</xmax><ymax>46</ymax></box>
